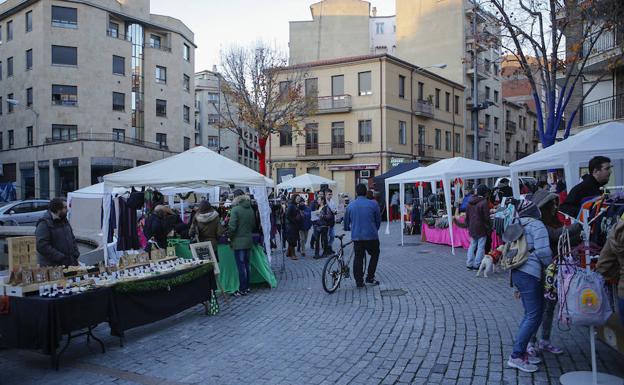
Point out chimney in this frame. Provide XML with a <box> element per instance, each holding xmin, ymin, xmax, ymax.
<box><xmin>372</xmin><ymin>7</ymin><xmax>377</xmax><ymax>17</ymax></box>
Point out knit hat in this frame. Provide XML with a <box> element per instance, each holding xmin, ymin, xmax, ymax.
<box><xmin>530</xmin><ymin>189</ymin><xmax>558</xmax><ymax>209</ymax></box>
<box><xmin>233</xmin><ymin>189</ymin><xmax>245</xmax><ymax>198</ymax></box>
<box><xmin>516</xmin><ymin>197</ymin><xmax>541</xmax><ymax>219</ymax></box>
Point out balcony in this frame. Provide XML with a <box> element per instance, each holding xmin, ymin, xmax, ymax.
<box><xmin>515</xmin><ymin>151</ymin><xmax>528</xmax><ymax>160</ymax></box>
<box><xmin>44</xmin><ymin>133</ymin><xmax>172</xmax><ymax>151</ymax></box>
<box><xmin>296</xmin><ymin>142</ymin><xmax>353</xmax><ymax>160</ymax></box>
<box><xmin>316</xmin><ymin>95</ymin><xmax>352</xmax><ymax>114</ymax></box>
<box><xmin>581</xmin><ymin>93</ymin><xmax>624</xmax><ymax>127</ymax></box>
<box><xmin>466</xmin><ymin>63</ymin><xmax>489</xmax><ymax>80</ymax></box>
<box><xmin>414</xmin><ymin>144</ymin><xmax>434</xmax><ymax>158</ymax></box>
<box><xmin>532</xmin><ymin>129</ymin><xmax>540</xmax><ymax>142</ymax></box>
<box><xmin>582</xmin><ymin>29</ymin><xmax>622</xmax><ymax>70</ymax></box>
<box><xmin>466</xmin><ymin>91</ymin><xmax>487</xmax><ymax>109</ymax></box>
<box><xmin>413</xmin><ymin>99</ymin><xmax>434</xmax><ymax>118</ymax></box>
<box><xmin>505</xmin><ymin>120</ymin><xmax>517</xmax><ymax>135</ymax></box>
<box><xmin>147</xmin><ymin>41</ymin><xmax>172</xmax><ymax>53</ymax></box>
<box><xmin>479</xmin><ymin>151</ymin><xmax>491</xmax><ymax>161</ymax></box>
<box><xmin>106</xmin><ymin>29</ymin><xmax>172</xmax><ymax>52</ymax></box>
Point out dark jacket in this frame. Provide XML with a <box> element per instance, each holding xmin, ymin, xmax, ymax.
<box><xmin>300</xmin><ymin>203</ymin><xmax>312</xmax><ymax>231</ymax></box>
<box><xmin>189</xmin><ymin>211</ymin><xmax>222</xmax><ymax>246</ymax></box>
<box><xmin>145</xmin><ymin>212</ymin><xmax>176</xmax><ymax>249</ymax></box>
<box><xmin>285</xmin><ymin>202</ymin><xmax>302</xmax><ymax>241</ymax></box>
<box><xmin>465</xmin><ymin>195</ymin><xmax>491</xmax><ymax>238</ymax></box>
<box><xmin>228</xmin><ymin>195</ymin><xmax>256</xmax><ymax>250</ymax></box>
<box><xmin>35</xmin><ymin>211</ymin><xmax>80</xmax><ymax>266</ymax></box>
<box><xmin>560</xmin><ymin>174</ymin><xmax>604</xmax><ymax>217</ymax></box>
<box><xmin>597</xmin><ymin>219</ymin><xmax>624</xmax><ymax>298</ymax></box>
<box><xmin>319</xmin><ymin>205</ymin><xmax>335</xmax><ymax>227</ymax></box>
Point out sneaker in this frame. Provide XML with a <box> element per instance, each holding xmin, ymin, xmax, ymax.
<box><xmin>232</xmin><ymin>291</ymin><xmax>242</xmax><ymax>297</ymax></box>
<box><xmin>313</xmin><ymin>254</ymin><xmax>323</xmax><ymax>259</ymax></box>
<box><xmin>365</xmin><ymin>278</ymin><xmax>380</xmax><ymax>286</ymax></box>
<box><xmin>527</xmin><ymin>355</ymin><xmax>541</xmax><ymax>365</ymax></box>
<box><xmin>507</xmin><ymin>356</ymin><xmax>538</xmax><ymax>373</ymax></box>
<box><xmin>527</xmin><ymin>342</ymin><xmax>539</xmax><ymax>357</ymax></box>
<box><xmin>356</xmin><ymin>282</ymin><xmax>365</xmax><ymax>288</ymax></box>
<box><xmin>245</xmin><ymin>288</ymin><xmax>251</xmax><ymax>294</ymax></box>
<box><xmin>538</xmin><ymin>340</ymin><xmax>563</xmax><ymax>355</ymax></box>
<box><xmin>240</xmin><ymin>290</ymin><xmax>248</xmax><ymax>296</ymax></box>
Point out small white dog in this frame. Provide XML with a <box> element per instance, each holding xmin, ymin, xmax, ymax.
<box><xmin>476</xmin><ymin>255</ymin><xmax>498</xmax><ymax>278</ymax></box>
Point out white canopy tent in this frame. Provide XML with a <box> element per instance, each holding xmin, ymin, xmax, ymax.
<box><xmin>384</xmin><ymin>157</ymin><xmax>510</xmax><ymax>253</ymax></box>
<box><xmin>276</xmin><ymin>173</ymin><xmax>336</xmax><ymax>191</ymax></box>
<box><xmin>100</xmin><ymin>146</ymin><xmax>274</xmax><ymax>264</ymax></box>
<box><xmin>510</xmin><ymin>121</ymin><xmax>624</xmax><ymax>196</ymax></box>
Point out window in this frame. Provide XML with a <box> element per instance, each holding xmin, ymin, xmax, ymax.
<box><xmin>399</xmin><ymin>75</ymin><xmax>406</xmax><ymax>98</ymax></box>
<box><xmin>156</xmin><ymin>133</ymin><xmax>167</xmax><ymax>148</ymax></box>
<box><xmin>183</xmin><ymin>74</ymin><xmax>190</xmax><ymax>92</ymax></box>
<box><xmin>51</xmin><ymin>6</ymin><xmax>77</xmax><ymax>28</ymax></box>
<box><xmin>112</xmin><ymin>55</ymin><xmax>125</xmax><ymax>75</ymax></box>
<box><xmin>204</xmin><ymin>114</ymin><xmax>218</xmax><ymax>124</ymax></box>
<box><xmin>331</xmin><ymin>75</ymin><xmax>344</xmax><ymax>96</ymax></box>
<box><xmin>435</xmin><ymin>129</ymin><xmax>441</xmax><ymax>150</ymax></box>
<box><xmin>279</xmin><ymin>125</ymin><xmax>292</xmax><ymax>146</ymax></box>
<box><xmin>183</xmin><ymin>105</ymin><xmax>190</xmax><ymax>123</ymax></box>
<box><xmin>184</xmin><ymin>136</ymin><xmax>190</xmax><ymax>150</ymax></box>
<box><xmin>435</xmin><ymin>88</ymin><xmax>440</xmax><ymax>108</ymax></box>
<box><xmin>485</xmin><ymin>59</ymin><xmax>491</xmax><ymax>73</ymax></box>
<box><xmin>207</xmin><ymin>136</ymin><xmax>219</xmax><ymax>147</ymax></box>
<box><xmin>454</xmin><ymin>133</ymin><xmax>461</xmax><ymax>153</ymax></box>
<box><xmin>113</xmin><ymin>128</ymin><xmax>125</xmax><ymax>141</ymax></box>
<box><xmin>156</xmin><ymin>99</ymin><xmax>167</xmax><ymax>117</ymax></box>
<box><xmin>418</xmin><ymin>125</ymin><xmax>425</xmax><ymax>145</ymax></box>
<box><xmin>26</xmin><ymin>49</ymin><xmax>32</xmax><ymax>70</ymax></box>
<box><xmin>52</xmin><ymin>124</ymin><xmax>77</xmax><ymax>141</ymax></box>
<box><xmin>112</xmin><ymin>92</ymin><xmax>125</xmax><ymax>111</ymax></box>
<box><xmin>0</xmin><ymin>97</ymin><xmax>2</xmax><ymax>115</ymax></box>
<box><xmin>25</xmin><ymin>11</ymin><xmax>32</xmax><ymax>32</ymax></box>
<box><xmin>494</xmin><ymin>143</ymin><xmax>500</xmax><ymax>159</ymax></box>
<box><xmin>494</xmin><ymin>90</ymin><xmax>499</xmax><ymax>103</ymax></box>
<box><xmin>358</xmin><ymin>120</ymin><xmax>372</xmax><ymax>143</ymax></box>
<box><xmin>26</xmin><ymin>87</ymin><xmax>33</xmax><ymax>107</ymax></box>
<box><xmin>183</xmin><ymin>43</ymin><xmax>190</xmax><ymax>61</ymax></box>
<box><xmin>155</xmin><ymin>66</ymin><xmax>167</xmax><ymax>83</ymax></box>
<box><xmin>331</xmin><ymin>122</ymin><xmax>345</xmax><ymax>147</ymax></box>
<box><xmin>149</xmin><ymin>34</ymin><xmax>161</xmax><ymax>49</ymax></box>
<box><xmin>418</xmin><ymin>82</ymin><xmax>424</xmax><ymax>100</ymax></box>
<box><xmin>506</xmin><ymin>138</ymin><xmax>510</xmax><ymax>153</ymax></box>
<box><xmin>454</xmin><ymin>95</ymin><xmax>460</xmax><ymax>114</ymax></box>
<box><xmin>7</xmin><ymin>93</ymin><xmax>14</xmax><ymax>113</ymax></box>
<box><xmin>207</xmin><ymin>92</ymin><xmax>219</xmax><ymax>103</ymax></box>
<box><xmin>52</xmin><ymin>84</ymin><xmax>77</xmax><ymax>106</ymax></box>
<box><xmin>375</xmin><ymin>22</ymin><xmax>384</xmax><ymax>34</ymax></box>
<box><xmin>27</xmin><ymin>126</ymin><xmax>33</xmax><ymax>146</ymax></box>
<box><xmin>494</xmin><ymin>63</ymin><xmax>499</xmax><ymax>76</ymax></box>
<box><xmin>7</xmin><ymin>57</ymin><xmax>13</xmax><ymax>77</ymax></box>
<box><xmin>358</xmin><ymin>71</ymin><xmax>372</xmax><ymax>96</ymax></box>
<box><xmin>494</xmin><ymin>117</ymin><xmax>499</xmax><ymax>131</ymax></box>
<box><xmin>485</xmin><ymin>114</ymin><xmax>491</xmax><ymax>130</ymax></box>
<box><xmin>7</xmin><ymin>20</ymin><xmax>13</xmax><ymax>41</ymax></box>
<box><xmin>51</xmin><ymin>45</ymin><xmax>77</xmax><ymax>66</ymax></box>
<box><xmin>0</xmin><ymin>133</ymin><xmax>2</xmax><ymax>149</ymax></box>
<box><xmin>485</xmin><ymin>86</ymin><xmax>491</xmax><ymax>100</ymax></box>
<box><xmin>445</xmin><ymin>131</ymin><xmax>451</xmax><ymax>151</ymax></box>
<box><xmin>108</xmin><ymin>22</ymin><xmax>119</xmax><ymax>38</ymax></box>
<box><xmin>445</xmin><ymin>92</ymin><xmax>450</xmax><ymax>112</ymax></box>
<box><xmin>8</xmin><ymin>130</ymin><xmax>14</xmax><ymax>148</ymax></box>
<box><xmin>0</xmin><ymin>61</ymin><xmax>2</xmax><ymax>80</ymax></box>
<box><xmin>399</xmin><ymin>121</ymin><xmax>407</xmax><ymax>145</ymax></box>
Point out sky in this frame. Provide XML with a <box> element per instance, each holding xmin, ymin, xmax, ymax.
<box><xmin>150</xmin><ymin>0</ymin><xmax>396</xmax><ymax>72</ymax></box>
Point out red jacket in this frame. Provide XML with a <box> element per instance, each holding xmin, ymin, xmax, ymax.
<box><xmin>465</xmin><ymin>195</ymin><xmax>491</xmax><ymax>238</ymax></box>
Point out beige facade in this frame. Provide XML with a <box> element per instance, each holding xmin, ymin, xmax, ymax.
<box><xmin>0</xmin><ymin>0</ymin><xmax>195</xmax><ymax>198</ymax></box>
<box><xmin>270</xmin><ymin>54</ymin><xmax>464</xmax><ymax>197</ymax></box>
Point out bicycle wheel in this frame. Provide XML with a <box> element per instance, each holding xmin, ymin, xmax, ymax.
<box><xmin>322</xmin><ymin>254</ymin><xmax>343</xmax><ymax>294</ymax></box>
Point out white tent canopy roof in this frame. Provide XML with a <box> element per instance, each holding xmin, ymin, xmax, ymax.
<box><xmin>276</xmin><ymin>173</ymin><xmax>336</xmax><ymax>190</ymax></box>
<box><xmin>386</xmin><ymin>157</ymin><xmax>510</xmax><ymax>183</ymax></box>
<box><xmin>68</xmin><ymin>183</ymin><xmax>127</xmax><ymax>199</ymax></box>
<box><xmin>103</xmin><ymin>146</ymin><xmax>269</xmax><ymax>188</ymax></box>
<box><xmin>510</xmin><ymin>121</ymin><xmax>624</xmax><ymax>173</ymax></box>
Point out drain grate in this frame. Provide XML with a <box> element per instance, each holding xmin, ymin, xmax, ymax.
<box><xmin>380</xmin><ymin>289</ymin><xmax>408</xmax><ymax>297</ymax></box>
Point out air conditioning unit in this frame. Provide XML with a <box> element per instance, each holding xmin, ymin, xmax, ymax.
<box><xmin>360</xmin><ymin>170</ymin><xmax>371</xmax><ymax>178</ymax></box>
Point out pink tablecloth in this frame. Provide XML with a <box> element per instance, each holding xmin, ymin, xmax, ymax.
<box><xmin>421</xmin><ymin>222</ymin><xmax>501</xmax><ymax>250</ymax></box>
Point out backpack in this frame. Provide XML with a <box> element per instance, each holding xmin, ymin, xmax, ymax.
<box><xmin>499</xmin><ymin>219</ymin><xmax>533</xmax><ymax>270</ymax></box>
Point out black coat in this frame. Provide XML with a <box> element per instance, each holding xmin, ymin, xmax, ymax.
<box><xmin>285</xmin><ymin>203</ymin><xmax>302</xmax><ymax>241</ymax></box>
<box><xmin>560</xmin><ymin>174</ymin><xmax>603</xmax><ymax>217</ymax></box>
<box><xmin>35</xmin><ymin>211</ymin><xmax>80</xmax><ymax>266</ymax></box>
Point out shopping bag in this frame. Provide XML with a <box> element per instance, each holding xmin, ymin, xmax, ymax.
<box><xmin>561</xmin><ymin>268</ymin><xmax>612</xmax><ymax>326</ymax></box>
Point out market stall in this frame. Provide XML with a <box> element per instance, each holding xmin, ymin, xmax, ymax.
<box><xmin>384</xmin><ymin>157</ymin><xmax>510</xmax><ymax>253</ymax></box>
<box><xmin>509</xmin><ymin>121</ymin><xmax>624</xmax><ymax>196</ymax></box>
<box><xmin>276</xmin><ymin>173</ymin><xmax>336</xmax><ymax>191</ymax></box>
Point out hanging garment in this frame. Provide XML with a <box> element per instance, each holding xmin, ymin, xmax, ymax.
<box><xmin>117</xmin><ymin>197</ymin><xmax>140</xmax><ymax>251</ymax></box>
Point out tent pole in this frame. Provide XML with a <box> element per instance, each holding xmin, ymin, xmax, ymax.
<box><xmin>443</xmin><ymin>178</ymin><xmax>455</xmax><ymax>255</ymax></box>
<box><xmin>400</xmin><ymin>183</ymin><xmax>405</xmax><ymax>246</ymax></box>
<box><xmin>384</xmin><ymin>180</ymin><xmax>391</xmax><ymax>234</ymax></box>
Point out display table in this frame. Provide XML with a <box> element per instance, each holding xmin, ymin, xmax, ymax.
<box><xmin>217</xmin><ymin>244</ymin><xmax>277</xmax><ymax>293</ymax></box>
<box><xmin>421</xmin><ymin>222</ymin><xmax>501</xmax><ymax>249</ymax></box>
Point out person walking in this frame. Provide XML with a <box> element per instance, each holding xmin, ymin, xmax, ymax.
<box><xmin>313</xmin><ymin>196</ymin><xmax>333</xmax><ymax>259</ymax></box>
<box><xmin>299</xmin><ymin>197</ymin><xmax>312</xmax><ymax>257</ymax></box>
<box><xmin>309</xmin><ymin>190</ymin><xmax>324</xmax><ymax>249</ymax></box>
<box><xmin>465</xmin><ymin>184</ymin><xmax>492</xmax><ymax>270</ymax></box>
<box><xmin>228</xmin><ymin>189</ymin><xmax>256</xmax><ymax>296</ymax></box>
<box><xmin>35</xmin><ymin>198</ymin><xmax>80</xmax><ymax>267</ymax></box>
<box><xmin>344</xmin><ymin>184</ymin><xmax>381</xmax><ymax>288</ymax></box>
<box><xmin>507</xmin><ymin>198</ymin><xmax>553</xmax><ymax>373</ymax></box>
<box><xmin>189</xmin><ymin>200</ymin><xmax>222</xmax><ymax>259</ymax></box>
<box><xmin>560</xmin><ymin>156</ymin><xmax>611</xmax><ymax>217</ymax></box>
<box><xmin>285</xmin><ymin>195</ymin><xmax>303</xmax><ymax>260</ymax></box>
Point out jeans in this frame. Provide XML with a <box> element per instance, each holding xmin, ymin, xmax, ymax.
<box><xmin>466</xmin><ymin>236</ymin><xmax>486</xmax><ymax>268</ymax></box>
<box><xmin>234</xmin><ymin>248</ymin><xmax>251</xmax><ymax>292</ymax></box>
<box><xmin>328</xmin><ymin>226</ymin><xmax>335</xmax><ymax>251</ymax></box>
<box><xmin>315</xmin><ymin>226</ymin><xmax>329</xmax><ymax>256</ymax></box>
<box><xmin>299</xmin><ymin>229</ymin><xmax>309</xmax><ymax>252</ymax></box>
<box><xmin>619</xmin><ymin>298</ymin><xmax>624</xmax><ymax>326</ymax></box>
<box><xmin>512</xmin><ymin>270</ymin><xmax>544</xmax><ymax>358</ymax></box>
<box><xmin>531</xmin><ymin>298</ymin><xmax>557</xmax><ymax>343</ymax></box>
<box><xmin>353</xmin><ymin>239</ymin><xmax>380</xmax><ymax>284</ymax></box>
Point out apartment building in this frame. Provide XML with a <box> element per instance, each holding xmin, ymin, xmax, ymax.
<box><xmin>289</xmin><ymin>0</ymin><xmax>505</xmax><ymax>164</ymax></box>
<box><xmin>270</xmin><ymin>54</ymin><xmax>464</xmax><ymax>197</ymax></box>
<box><xmin>502</xmin><ymin>100</ymin><xmax>539</xmax><ymax>166</ymax></box>
<box><xmin>194</xmin><ymin>69</ymin><xmax>259</xmax><ymax>171</ymax></box>
<box><xmin>0</xmin><ymin>0</ymin><xmax>195</xmax><ymax>199</ymax></box>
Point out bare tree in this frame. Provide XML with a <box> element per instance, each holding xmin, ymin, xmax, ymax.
<box><xmin>485</xmin><ymin>0</ymin><xmax>623</xmax><ymax>147</ymax></box>
<box><xmin>213</xmin><ymin>43</ymin><xmax>316</xmax><ymax>175</ymax></box>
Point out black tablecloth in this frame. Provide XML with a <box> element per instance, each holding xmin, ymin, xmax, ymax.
<box><xmin>0</xmin><ymin>288</ymin><xmax>114</xmax><ymax>353</ymax></box>
<box><xmin>111</xmin><ymin>265</ymin><xmax>216</xmax><ymax>334</ymax></box>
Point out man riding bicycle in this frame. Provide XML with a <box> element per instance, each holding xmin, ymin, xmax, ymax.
<box><xmin>343</xmin><ymin>184</ymin><xmax>382</xmax><ymax>288</ymax></box>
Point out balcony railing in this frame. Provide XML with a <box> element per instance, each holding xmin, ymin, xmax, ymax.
<box><xmin>466</xmin><ymin>91</ymin><xmax>487</xmax><ymax>108</ymax></box>
<box><xmin>296</xmin><ymin>142</ymin><xmax>352</xmax><ymax>158</ymax></box>
<box><xmin>415</xmin><ymin>144</ymin><xmax>434</xmax><ymax>158</ymax></box>
<box><xmin>316</xmin><ymin>95</ymin><xmax>352</xmax><ymax>114</ymax></box>
<box><xmin>583</xmin><ymin>29</ymin><xmax>618</xmax><ymax>57</ymax></box>
<box><xmin>515</xmin><ymin>151</ymin><xmax>528</xmax><ymax>160</ymax></box>
<box><xmin>44</xmin><ymin>133</ymin><xmax>172</xmax><ymax>151</ymax></box>
<box><xmin>147</xmin><ymin>42</ymin><xmax>172</xmax><ymax>53</ymax></box>
<box><xmin>479</xmin><ymin>151</ymin><xmax>491</xmax><ymax>161</ymax></box>
<box><xmin>506</xmin><ymin>120</ymin><xmax>517</xmax><ymax>134</ymax></box>
<box><xmin>106</xmin><ymin>29</ymin><xmax>172</xmax><ymax>52</ymax></box>
<box><xmin>581</xmin><ymin>93</ymin><xmax>624</xmax><ymax>126</ymax></box>
<box><xmin>413</xmin><ymin>99</ymin><xmax>434</xmax><ymax>118</ymax></box>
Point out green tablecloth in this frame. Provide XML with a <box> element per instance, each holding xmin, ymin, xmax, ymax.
<box><xmin>217</xmin><ymin>244</ymin><xmax>278</xmax><ymax>293</ymax></box>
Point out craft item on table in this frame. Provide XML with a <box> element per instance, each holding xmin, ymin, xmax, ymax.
<box><xmin>190</xmin><ymin>241</ymin><xmax>220</xmax><ymax>275</ymax></box>
<box><xmin>137</xmin><ymin>253</ymin><xmax>150</xmax><ymax>264</ymax></box>
<box><xmin>435</xmin><ymin>216</ymin><xmax>450</xmax><ymax>229</ymax></box>
<box><xmin>49</xmin><ymin>267</ymin><xmax>64</xmax><ymax>282</ymax></box>
<box><xmin>33</xmin><ymin>268</ymin><xmax>49</xmax><ymax>284</ymax></box>
<box><xmin>21</xmin><ymin>269</ymin><xmax>34</xmax><ymax>285</ymax></box>
<box><xmin>7</xmin><ymin>236</ymin><xmax>37</xmax><ymax>272</ymax></box>
<box><xmin>150</xmin><ymin>248</ymin><xmax>166</xmax><ymax>261</ymax></box>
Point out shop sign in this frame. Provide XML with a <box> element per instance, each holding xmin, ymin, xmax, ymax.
<box><xmin>91</xmin><ymin>157</ymin><xmax>133</xmax><ymax>167</ymax></box>
<box><xmin>53</xmin><ymin>157</ymin><xmax>79</xmax><ymax>168</ymax></box>
<box><xmin>19</xmin><ymin>161</ymin><xmax>35</xmax><ymax>170</ymax></box>
<box><xmin>390</xmin><ymin>157</ymin><xmax>407</xmax><ymax>168</ymax></box>
<box><xmin>328</xmin><ymin>163</ymin><xmax>378</xmax><ymax>171</ymax></box>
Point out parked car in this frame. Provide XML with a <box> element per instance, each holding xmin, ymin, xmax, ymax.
<box><xmin>0</xmin><ymin>200</ymin><xmax>50</xmax><ymax>226</ymax></box>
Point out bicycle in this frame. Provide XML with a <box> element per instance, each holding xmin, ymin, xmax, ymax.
<box><xmin>322</xmin><ymin>234</ymin><xmax>361</xmax><ymax>293</ymax></box>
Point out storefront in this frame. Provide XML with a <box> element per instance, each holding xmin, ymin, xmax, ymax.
<box><xmin>54</xmin><ymin>158</ymin><xmax>79</xmax><ymax>197</ymax></box>
<box><xmin>38</xmin><ymin>160</ymin><xmax>50</xmax><ymax>200</ymax></box>
<box><xmin>90</xmin><ymin>157</ymin><xmax>134</xmax><ymax>185</ymax></box>
<box><xmin>328</xmin><ymin>163</ymin><xmax>379</xmax><ymax>195</ymax></box>
<box><xmin>19</xmin><ymin>162</ymin><xmax>35</xmax><ymax>199</ymax></box>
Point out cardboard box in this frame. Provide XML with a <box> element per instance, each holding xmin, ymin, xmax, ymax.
<box><xmin>7</xmin><ymin>236</ymin><xmax>37</xmax><ymax>272</ymax></box>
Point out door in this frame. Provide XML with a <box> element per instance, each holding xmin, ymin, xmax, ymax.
<box><xmin>305</xmin><ymin>123</ymin><xmax>318</xmax><ymax>155</ymax></box>
<box><xmin>331</xmin><ymin>122</ymin><xmax>345</xmax><ymax>155</ymax></box>
<box><xmin>331</xmin><ymin>75</ymin><xmax>344</xmax><ymax>109</ymax></box>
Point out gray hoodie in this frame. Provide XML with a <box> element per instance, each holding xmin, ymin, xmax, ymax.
<box><xmin>515</xmin><ymin>202</ymin><xmax>552</xmax><ymax>279</ymax></box>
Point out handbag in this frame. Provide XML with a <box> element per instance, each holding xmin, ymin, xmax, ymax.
<box><xmin>560</xmin><ymin>268</ymin><xmax>612</xmax><ymax>326</ymax></box>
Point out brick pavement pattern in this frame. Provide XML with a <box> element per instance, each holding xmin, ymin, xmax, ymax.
<box><xmin>1</xmin><ymin>223</ymin><xmax>623</xmax><ymax>385</ymax></box>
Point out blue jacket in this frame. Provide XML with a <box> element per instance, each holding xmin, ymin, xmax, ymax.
<box><xmin>344</xmin><ymin>197</ymin><xmax>381</xmax><ymax>241</ymax></box>
<box><xmin>299</xmin><ymin>204</ymin><xmax>312</xmax><ymax>231</ymax></box>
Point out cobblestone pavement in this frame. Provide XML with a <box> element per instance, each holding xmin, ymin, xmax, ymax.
<box><xmin>2</xmin><ymin>223</ymin><xmax>623</xmax><ymax>385</ymax></box>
